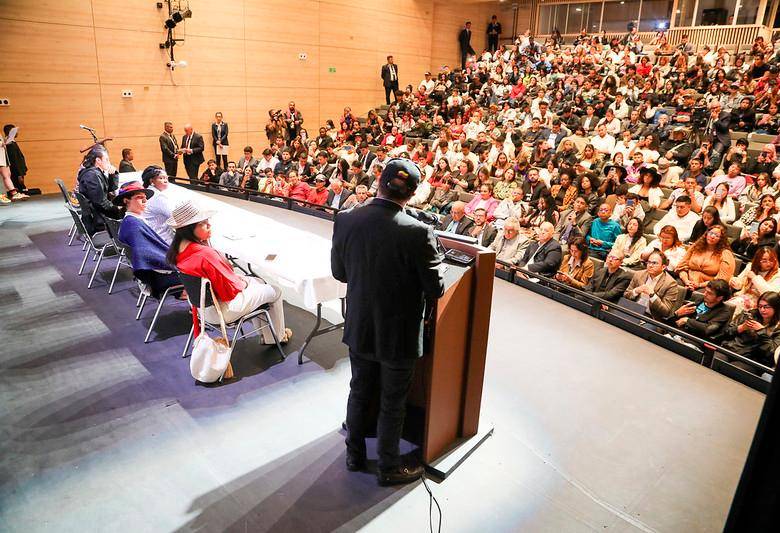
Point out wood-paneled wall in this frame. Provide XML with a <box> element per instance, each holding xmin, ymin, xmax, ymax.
<box><xmin>0</xmin><ymin>0</ymin><xmax>508</xmax><ymax>192</ymax></box>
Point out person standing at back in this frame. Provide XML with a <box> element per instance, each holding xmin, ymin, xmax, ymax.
<box><xmin>181</xmin><ymin>124</ymin><xmax>205</xmax><ymax>180</ymax></box>
<box><xmin>487</xmin><ymin>15</ymin><xmax>501</xmax><ymax>53</ymax></box>
<box><xmin>211</xmin><ymin>112</ymin><xmax>229</xmax><ymax>170</ymax></box>
<box><xmin>381</xmin><ymin>56</ymin><xmax>399</xmax><ymax>106</ymax></box>
<box><xmin>331</xmin><ymin>159</ymin><xmax>445</xmax><ymax>486</ymax></box>
<box><xmin>459</xmin><ymin>21</ymin><xmax>475</xmax><ymax>69</ymax></box>
<box><xmin>159</xmin><ymin>121</ymin><xmax>179</xmax><ymax>178</ymax></box>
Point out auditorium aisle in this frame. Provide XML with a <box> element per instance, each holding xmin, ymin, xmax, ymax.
<box><xmin>0</xmin><ymin>197</ymin><xmax>765</xmax><ymax>532</ymax></box>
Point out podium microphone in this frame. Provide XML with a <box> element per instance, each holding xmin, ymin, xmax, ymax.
<box><xmin>79</xmin><ymin>124</ymin><xmax>97</xmax><ymax>132</ymax></box>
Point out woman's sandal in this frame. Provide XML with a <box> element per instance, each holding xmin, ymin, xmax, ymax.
<box><xmin>280</xmin><ymin>328</ymin><xmax>293</xmax><ymax>345</ymax></box>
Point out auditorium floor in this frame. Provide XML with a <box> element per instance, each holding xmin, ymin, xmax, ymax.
<box><xmin>0</xmin><ymin>197</ymin><xmax>765</xmax><ymax>533</ymax></box>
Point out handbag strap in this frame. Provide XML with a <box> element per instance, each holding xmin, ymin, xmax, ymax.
<box><xmin>198</xmin><ymin>278</ymin><xmax>207</xmax><ymax>337</ymax></box>
<box><xmin>206</xmin><ymin>280</ymin><xmax>230</xmax><ymax>343</ymax></box>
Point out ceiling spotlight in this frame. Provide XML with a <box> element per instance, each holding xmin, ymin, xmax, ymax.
<box><xmin>172</xmin><ymin>11</ymin><xmax>184</xmax><ymax>23</ymax></box>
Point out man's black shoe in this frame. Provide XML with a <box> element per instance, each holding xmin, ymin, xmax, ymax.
<box><xmin>346</xmin><ymin>455</ymin><xmax>367</xmax><ymax>472</ymax></box>
<box><xmin>377</xmin><ymin>464</ymin><xmax>424</xmax><ymax>486</ymax></box>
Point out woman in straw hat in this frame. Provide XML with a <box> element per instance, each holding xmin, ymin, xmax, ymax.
<box><xmin>165</xmin><ymin>200</ymin><xmax>292</xmax><ymax>345</ymax></box>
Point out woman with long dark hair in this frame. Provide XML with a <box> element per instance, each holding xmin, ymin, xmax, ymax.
<box><xmin>166</xmin><ymin>200</ymin><xmax>291</xmax><ymax>346</ymax></box>
<box><xmin>728</xmin><ymin>247</ymin><xmax>780</xmax><ymax>318</ymax></box>
<box><xmin>555</xmin><ymin>236</ymin><xmax>594</xmax><ymax>289</ymax></box>
<box><xmin>722</xmin><ymin>291</ymin><xmax>780</xmax><ymax>370</ymax></box>
<box><xmin>677</xmin><ymin>224</ymin><xmax>736</xmax><ymax>291</ymax></box>
<box><xmin>77</xmin><ymin>144</ymin><xmax>122</xmax><ymax>234</ymax></box>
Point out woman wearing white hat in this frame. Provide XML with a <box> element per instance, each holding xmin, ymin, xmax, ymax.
<box><xmin>165</xmin><ymin>200</ymin><xmax>291</xmax><ymax>345</ymax></box>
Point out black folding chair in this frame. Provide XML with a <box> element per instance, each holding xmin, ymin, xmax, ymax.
<box><xmin>72</xmin><ymin>192</ymin><xmax>117</xmax><ymax>288</ymax></box>
<box><xmin>103</xmin><ymin>217</ymin><xmax>134</xmax><ymax>294</ymax></box>
<box><xmin>55</xmin><ymin>178</ymin><xmax>80</xmax><ymax>246</ymax></box>
<box><xmin>178</xmin><ymin>273</ymin><xmax>286</xmax><ymax>361</ymax></box>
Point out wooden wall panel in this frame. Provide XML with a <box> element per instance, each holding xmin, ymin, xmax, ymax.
<box><xmin>0</xmin><ymin>0</ymin><xmax>93</xmax><ymax>26</ymax></box>
<box><xmin>90</xmin><ymin>0</ymin><xmax>167</xmax><ymax>32</ymax></box>
<box><xmin>0</xmin><ymin>20</ymin><xmax>99</xmax><ymax>84</ymax></box>
<box><xmin>245</xmin><ymin>41</ymin><xmax>320</xmax><ymax>89</ymax></box>
<box><xmin>244</xmin><ymin>0</ymin><xmax>320</xmax><ymax>46</ymax></box>
<box><xmin>0</xmin><ymin>84</ymin><xmax>103</xmax><ymax>142</ymax></box>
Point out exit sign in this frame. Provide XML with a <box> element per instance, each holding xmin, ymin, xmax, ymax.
<box><xmin>328</xmin><ymin>67</ymin><xmax>336</xmax><ymax>73</ymax></box>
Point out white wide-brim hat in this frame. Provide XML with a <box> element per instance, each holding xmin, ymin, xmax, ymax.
<box><xmin>166</xmin><ymin>200</ymin><xmax>217</xmax><ymax>229</ymax></box>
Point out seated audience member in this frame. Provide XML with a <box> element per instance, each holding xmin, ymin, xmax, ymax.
<box><xmin>237</xmin><ymin>146</ymin><xmax>258</xmax><ymax>172</ymax></box>
<box><xmin>520</xmin><ymin>193</ymin><xmax>559</xmax><ymax>230</ymax></box>
<box><xmin>728</xmin><ymin>247</ymin><xmax>780</xmax><ymax>317</ymax></box>
<box><xmin>345</xmin><ymin>160</ymin><xmax>371</xmax><ymax>191</ymax></box>
<box><xmin>428</xmin><ymin>178</ymin><xmax>459</xmax><ymax>213</ymax></box>
<box><xmin>732</xmin><ymin>218</ymin><xmax>777</xmax><ymax>259</ymax></box>
<box><xmin>659</xmin><ymin>175</ymin><xmax>704</xmax><ymax>213</ymax></box>
<box><xmin>166</xmin><ymin>200</ymin><xmax>291</xmax><ymax>346</ymax></box>
<box><xmin>274</xmin><ymin>149</ymin><xmax>294</xmax><ymax>175</ymax></box>
<box><xmin>722</xmin><ymin>291</ymin><xmax>780</xmax><ymax>370</ymax></box>
<box><xmin>641</xmin><ymin>224</ymin><xmax>687</xmax><ymax>272</ymax></box>
<box><xmin>688</xmin><ymin>205</ymin><xmax>722</xmax><ymax>243</ymax></box>
<box><xmin>654</xmin><ymin>195</ymin><xmax>700</xmax><ymax>243</ymax></box>
<box><xmin>201</xmin><ymin>159</ymin><xmax>222</xmax><ymax>184</ymax></box>
<box><xmin>490</xmin><ymin>217</ymin><xmax>530</xmax><ymax>266</ymax></box>
<box><xmin>554</xmin><ymin>237</ymin><xmax>594</xmax><ymax>289</ymax></box>
<box><xmin>240</xmin><ymin>166</ymin><xmax>258</xmax><ymax>190</ymax></box>
<box><xmin>326</xmin><ymin>178</ymin><xmax>353</xmax><ymax>209</ymax></box>
<box><xmin>437</xmin><ymin>201</ymin><xmax>474</xmax><ymax>235</ymax></box>
<box><xmin>465</xmin><ymin>183</ymin><xmax>500</xmax><ymax>220</ymax></box>
<box><xmin>517</xmin><ymin>222</ymin><xmax>563</xmax><ymax>276</ymax></box>
<box><xmin>520</xmin><ymin>167</ymin><xmax>548</xmax><ymax>204</ymax></box>
<box><xmin>140</xmin><ymin>165</ymin><xmax>175</xmax><ymax>243</ymax></box>
<box><xmin>115</xmin><ymin>182</ymin><xmax>180</xmax><ymax>297</ymax></box>
<box><xmin>738</xmin><ymin>172</ymin><xmax>775</xmax><ymax>208</ymax></box>
<box><xmin>451</xmin><ymin>159</ymin><xmax>477</xmax><ymax>192</ymax></box>
<box><xmin>705</xmin><ymin>163</ymin><xmax>746</xmax><ymax>198</ymax></box>
<box><xmin>77</xmin><ymin>145</ymin><xmax>122</xmax><ymax>234</ymax></box>
<box><xmin>286</xmin><ymin>171</ymin><xmax>311</xmax><ymax>201</ymax></box>
<box><xmin>624</xmin><ymin>250</ymin><xmax>681</xmax><ymax>321</ymax></box>
<box><xmin>672</xmin><ymin>279</ymin><xmax>734</xmax><ymax>341</ymax></box>
<box><xmin>257</xmin><ymin>167</ymin><xmax>275</xmax><ymax>194</ymax></box>
<box><xmin>611</xmin><ymin>188</ymin><xmax>646</xmax><ymax>227</ymax></box>
<box><xmin>629</xmin><ymin>167</ymin><xmax>663</xmax><ymax>209</ymax></box>
<box><xmin>585</xmin><ymin>250</ymin><xmax>633</xmax><ymax>302</ymax></box>
<box><xmin>550</xmin><ymin>168</ymin><xmax>578</xmax><ymax>210</ymax></box>
<box><xmin>556</xmin><ymin>195</ymin><xmax>593</xmax><ymax>244</ymax></box>
<box><xmin>119</xmin><ymin>148</ymin><xmax>136</xmax><ymax>173</ymax></box>
<box><xmin>586</xmin><ymin>203</ymin><xmax>622</xmax><ymax>259</ymax></box>
<box><xmin>342</xmin><ymin>184</ymin><xmax>369</xmax><ymax>209</ymax></box>
<box><xmin>256</xmin><ymin>148</ymin><xmax>279</xmax><ymax>173</ymax></box>
<box><xmin>493</xmin><ymin>167</ymin><xmax>520</xmax><ymax>200</ymax></box>
<box><xmin>467</xmin><ymin>208</ymin><xmax>498</xmax><ymax>247</ymax></box>
<box><xmin>577</xmin><ymin>173</ymin><xmax>602</xmax><ymax>215</ymax></box>
<box><xmin>306</xmin><ymin>175</ymin><xmax>329</xmax><ymax>205</ymax></box>
<box><xmin>612</xmin><ymin>217</ymin><xmax>647</xmax><ymax>268</ymax></box>
<box><xmin>494</xmin><ymin>187</ymin><xmax>530</xmax><ymax>223</ymax></box>
<box><xmin>735</xmin><ymin>193</ymin><xmax>778</xmax><ymax>230</ymax></box>
<box><xmin>702</xmin><ymin>182</ymin><xmax>736</xmax><ymax>224</ymax></box>
<box><xmin>677</xmin><ymin>224</ymin><xmax>736</xmax><ymax>291</ymax></box>
<box><xmin>219</xmin><ymin>161</ymin><xmax>241</xmax><ymax>189</ymax></box>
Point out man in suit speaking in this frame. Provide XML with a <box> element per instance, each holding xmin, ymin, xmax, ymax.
<box><xmin>331</xmin><ymin>158</ymin><xmax>445</xmax><ymax>486</ymax></box>
<box><xmin>180</xmin><ymin>124</ymin><xmax>205</xmax><ymax>180</ymax></box>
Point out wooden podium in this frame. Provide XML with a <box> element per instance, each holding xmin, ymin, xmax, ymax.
<box><xmin>404</xmin><ymin>238</ymin><xmax>496</xmax><ymax>478</ymax></box>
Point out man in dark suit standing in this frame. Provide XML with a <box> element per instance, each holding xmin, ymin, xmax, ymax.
<box><xmin>459</xmin><ymin>21</ymin><xmax>476</xmax><ymax>69</ymax></box>
<box><xmin>381</xmin><ymin>56</ymin><xmax>399</xmax><ymax>106</ymax></box>
<box><xmin>486</xmin><ymin>15</ymin><xmax>501</xmax><ymax>53</ymax></box>
<box><xmin>180</xmin><ymin>124</ymin><xmax>205</xmax><ymax>180</ymax></box>
<box><xmin>331</xmin><ymin>158</ymin><xmax>444</xmax><ymax>486</ymax></box>
<box><xmin>211</xmin><ymin>111</ymin><xmax>229</xmax><ymax>170</ymax></box>
<box><xmin>159</xmin><ymin>121</ymin><xmax>179</xmax><ymax>177</ymax></box>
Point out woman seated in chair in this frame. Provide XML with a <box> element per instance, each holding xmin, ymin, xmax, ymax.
<box><xmin>721</xmin><ymin>291</ymin><xmax>780</xmax><ymax>372</ymax></box>
<box><xmin>727</xmin><ymin>246</ymin><xmax>780</xmax><ymax>318</ymax></box>
<box><xmin>676</xmin><ymin>224</ymin><xmax>736</xmax><ymax>292</ymax></box>
<box><xmin>165</xmin><ymin>200</ymin><xmax>292</xmax><ymax>345</ymax></box>
<box><xmin>115</xmin><ymin>182</ymin><xmax>181</xmax><ymax>298</ymax></box>
<box><xmin>554</xmin><ymin>237</ymin><xmax>594</xmax><ymax>289</ymax></box>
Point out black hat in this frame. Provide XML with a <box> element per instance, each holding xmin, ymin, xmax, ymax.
<box><xmin>603</xmin><ymin>164</ymin><xmax>627</xmax><ymax>180</ymax></box>
<box><xmin>141</xmin><ymin>165</ymin><xmax>166</xmax><ymax>187</ymax></box>
<box><xmin>638</xmin><ymin>165</ymin><xmax>660</xmax><ymax>180</ymax></box>
<box><xmin>380</xmin><ymin>158</ymin><xmax>421</xmax><ymax>195</ymax></box>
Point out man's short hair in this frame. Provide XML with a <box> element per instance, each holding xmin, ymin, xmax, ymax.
<box><xmin>648</xmin><ymin>250</ymin><xmax>668</xmax><ymax>265</ymax></box>
<box><xmin>707</xmin><ymin>279</ymin><xmax>731</xmax><ymax>300</ymax></box>
<box><xmin>121</xmin><ymin>148</ymin><xmax>132</xmax><ymax>159</ymax></box>
<box><xmin>243</xmin><ymin>146</ymin><xmax>253</xmax><ymax>153</ymax></box>
<box><xmin>675</xmin><ymin>195</ymin><xmax>692</xmax><ymax>205</ymax></box>
<box><xmin>262</xmin><ymin>148</ymin><xmax>272</xmax><ymax>156</ymax></box>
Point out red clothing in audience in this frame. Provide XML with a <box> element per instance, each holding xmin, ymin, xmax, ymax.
<box><xmin>288</xmin><ymin>181</ymin><xmax>311</xmax><ymax>201</ymax></box>
<box><xmin>306</xmin><ymin>187</ymin><xmax>329</xmax><ymax>205</ymax></box>
<box><xmin>176</xmin><ymin>242</ymin><xmax>245</xmax><ymax>303</ymax></box>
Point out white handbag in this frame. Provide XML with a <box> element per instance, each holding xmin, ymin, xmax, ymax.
<box><xmin>190</xmin><ymin>278</ymin><xmax>234</xmax><ymax>383</ymax></box>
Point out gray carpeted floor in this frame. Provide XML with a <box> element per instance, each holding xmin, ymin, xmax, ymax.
<box><xmin>0</xmin><ymin>196</ymin><xmax>767</xmax><ymax>532</ymax></box>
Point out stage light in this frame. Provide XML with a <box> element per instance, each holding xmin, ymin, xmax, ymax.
<box><xmin>164</xmin><ymin>17</ymin><xmax>176</xmax><ymax>28</ymax></box>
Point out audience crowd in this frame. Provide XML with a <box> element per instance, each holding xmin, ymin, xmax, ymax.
<box><xmin>76</xmin><ymin>25</ymin><xmax>780</xmax><ymax>374</ymax></box>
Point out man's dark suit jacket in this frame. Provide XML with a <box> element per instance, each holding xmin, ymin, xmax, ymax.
<box><xmin>159</xmin><ymin>132</ymin><xmax>178</xmax><ymax>164</ymax></box>
<box><xmin>436</xmin><ymin>214</ymin><xmax>474</xmax><ymax>235</ymax></box>
<box><xmin>237</xmin><ymin>157</ymin><xmax>258</xmax><ymax>172</ymax></box>
<box><xmin>708</xmin><ymin>111</ymin><xmax>732</xmax><ymax>150</ymax></box>
<box><xmin>181</xmin><ymin>132</ymin><xmax>205</xmax><ymax>167</ymax></box>
<box><xmin>458</xmin><ymin>28</ymin><xmax>475</xmax><ymax>55</ymax></box>
<box><xmin>519</xmin><ymin>238</ymin><xmax>563</xmax><ymax>276</ymax></box>
<box><xmin>326</xmin><ymin>189</ymin><xmax>354</xmax><ymax>209</ymax></box>
<box><xmin>476</xmin><ymin>224</ymin><xmax>498</xmax><ymax>248</ymax></box>
<box><xmin>381</xmin><ymin>63</ymin><xmax>399</xmax><ymax>87</ymax></box>
<box><xmin>585</xmin><ymin>266</ymin><xmax>632</xmax><ymax>302</ymax></box>
<box><xmin>77</xmin><ymin>166</ymin><xmax>121</xmax><ymax>234</ymax></box>
<box><xmin>680</xmin><ymin>297</ymin><xmax>735</xmax><ymax>342</ymax></box>
<box><xmin>211</xmin><ymin>122</ymin><xmax>229</xmax><ymax>147</ymax></box>
<box><xmin>358</xmin><ymin>151</ymin><xmax>377</xmax><ymax>172</ymax></box>
<box><xmin>331</xmin><ymin>198</ymin><xmax>445</xmax><ymax>362</ymax></box>
<box><xmin>118</xmin><ymin>160</ymin><xmax>136</xmax><ymax>173</ymax></box>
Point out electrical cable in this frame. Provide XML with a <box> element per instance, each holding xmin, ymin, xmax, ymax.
<box><xmin>421</xmin><ymin>471</ymin><xmax>442</xmax><ymax>533</ymax></box>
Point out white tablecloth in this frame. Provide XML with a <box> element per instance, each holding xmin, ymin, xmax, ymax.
<box><xmin>118</xmin><ymin>173</ymin><xmax>346</xmax><ymax>314</ymax></box>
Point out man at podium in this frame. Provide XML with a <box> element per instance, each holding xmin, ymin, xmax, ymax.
<box><xmin>331</xmin><ymin>159</ymin><xmax>445</xmax><ymax>486</ymax></box>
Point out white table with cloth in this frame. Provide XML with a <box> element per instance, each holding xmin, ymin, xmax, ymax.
<box><xmin>118</xmin><ymin>172</ymin><xmax>347</xmax><ymax>361</ymax></box>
